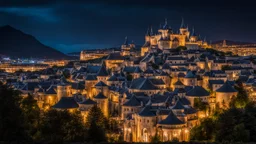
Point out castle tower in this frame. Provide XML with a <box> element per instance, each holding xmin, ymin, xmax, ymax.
<box><xmin>93</xmin><ymin>92</ymin><xmax>109</xmax><ymax>117</ymax></box>
<box><xmin>57</xmin><ymin>77</ymin><xmax>72</xmax><ymax>101</ymax></box>
<box><xmin>158</xmin><ymin>18</ymin><xmax>170</xmax><ymax>38</ymax></box>
<box><xmin>150</xmin><ymin>26</ymin><xmax>157</xmax><ymax>46</ymax></box>
<box><xmin>145</xmin><ymin>27</ymin><xmax>151</xmax><ymax>42</ymax></box>
<box><xmin>189</xmin><ymin>28</ymin><xmax>198</xmax><ymax>42</ymax></box>
<box><xmin>179</xmin><ymin>18</ymin><xmax>187</xmax><ymax>35</ymax></box>
<box><xmin>121</xmin><ymin>36</ymin><xmax>131</xmax><ymax>56</ymax></box>
<box><xmin>96</xmin><ymin>64</ymin><xmax>109</xmax><ymax>83</ymax></box>
<box><xmin>222</xmin><ymin>39</ymin><xmax>227</xmax><ymax>47</ymax></box>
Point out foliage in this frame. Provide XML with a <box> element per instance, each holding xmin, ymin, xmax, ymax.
<box><xmin>176</xmin><ymin>46</ymin><xmax>187</xmax><ymax>51</ymax></box>
<box><xmin>191</xmin><ymin>97</ymin><xmax>256</xmax><ymax>143</ymax></box>
<box><xmin>126</xmin><ymin>74</ymin><xmax>133</xmax><ymax>81</ymax></box>
<box><xmin>62</xmin><ymin>69</ymin><xmax>71</xmax><ymax>79</ymax></box>
<box><xmin>85</xmin><ymin>105</ymin><xmax>108</xmax><ymax>128</ymax></box>
<box><xmin>37</xmin><ymin>109</ymin><xmax>86</xmax><ymax>142</ymax></box>
<box><xmin>205</xmin><ymin>48</ymin><xmax>226</xmax><ymax>56</ymax></box>
<box><xmin>171</xmin><ymin>137</ymin><xmax>179</xmax><ymax>142</ymax></box>
<box><xmin>229</xmin><ymin>85</ymin><xmax>249</xmax><ymax>108</ymax></box>
<box><xmin>0</xmin><ymin>83</ymin><xmax>30</xmax><ymax>141</ymax></box>
<box><xmin>190</xmin><ymin>118</ymin><xmax>216</xmax><ymax>141</ymax></box>
<box><xmin>221</xmin><ymin>65</ymin><xmax>232</xmax><ymax>71</ymax></box>
<box><xmin>87</xmin><ymin>120</ymin><xmax>106</xmax><ymax>142</ymax></box>
<box><xmin>151</xmin><ymin>63</ymin><xmax>159</xmax><ymax>69</ymax></box>
<box><xmin>20</xmin><ymin>94</ymin><xmax>41</xmax><ymax>139</ymax></box>
<box><xmin>194</xmin><ymin>98</ymin><xmax>208</xmax><ymax>111</ymax></box>
<box><xmin>150</xmin><ymin>131</ymin><xmax>161</xmax><ymax>143</ymax></box>
<box><xmin>0</xmin><ymin>82</ymin><xmax>121</xmax><ymax>143</ymax></box>
<box><xmin>85</xmin><ymin>105</ymin><xmax>109</xmax><ymax>142</ymax></box>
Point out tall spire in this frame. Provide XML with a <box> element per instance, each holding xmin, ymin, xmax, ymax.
<box><xmin>124</xmin><ymin>36</ymin><xmax>128</xmax><ymax>45</ymax></box>
<box><xmin>146</xmin><ymin>27</ymin><xmax>150</xmax><ymax>36</ymax></box>
<box><xmin>191</xmin><ymin>27</ymin><xmax>196</xmax><ymax>36</ymax></box>
<box><xmin>150</xmin><ymin>26</ymin><xmax>154</xmax><ymax>36</ymax></box>
<box><xmin>163</xmin><ymin>18</ymin><xmax>168</xmax><ymax>29</ymax></box>
<box><xmin>198</xmin><ymin>34</ymin><xmax>202</xmax><ymax>41</ymax></box>
<box><xmin>180</xmin><ymin>17</ymin><xmax>186</xmax><ymax>28</ymax></box>
<box><xmin>165</xmin><ymin>18</ymin><xmax>168</xmax><ymax>25</ymax></box>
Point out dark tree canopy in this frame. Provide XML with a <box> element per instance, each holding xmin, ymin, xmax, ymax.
<box><xmin>0</xmin><ymin>83</ymin><xmax>29</xmax><ymax>141</ymax></box>
<box><xmin>38</xmin><ymin>109</ymin><xmax>86</xmax><ymax>142</ymax></box>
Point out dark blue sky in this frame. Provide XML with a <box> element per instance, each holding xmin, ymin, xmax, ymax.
<box><xmin>0</xmin><ymin>0</ymin><xmax>256</xmax><ymax>53</ymax></box>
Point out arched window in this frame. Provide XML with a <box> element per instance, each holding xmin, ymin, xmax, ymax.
<box><xmin>143</xmin><ymin>128</ymin><xmax>148</xmax><ymax>142</ymax></box>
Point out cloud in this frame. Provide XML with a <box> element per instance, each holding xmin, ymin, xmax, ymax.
<box><xmin>0</xmin><ymin>7</ymin><xmax>58</xmax><ymax>22</ymax></box>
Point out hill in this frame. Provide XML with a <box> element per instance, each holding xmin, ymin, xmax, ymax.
<box><xmin>0</xmin><ymin>25</ymin><xmax>70</xmax><ymax>59</ymax></box>
<box><xmin>212</xmin><ymin>40</ymin><xmax>254</xmax><ymax>45</ymax></box>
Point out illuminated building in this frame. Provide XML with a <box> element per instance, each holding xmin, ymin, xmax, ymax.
<box><xmin>0</xmin><ymin>63</ymin><xmax>49</xmax><ymax>73</ymax></box>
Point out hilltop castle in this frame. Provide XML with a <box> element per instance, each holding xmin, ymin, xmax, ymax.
<box><xmin>140</xmin><ymin>18</ymin><xmax>209</xmax><ymax>56</ymax></box>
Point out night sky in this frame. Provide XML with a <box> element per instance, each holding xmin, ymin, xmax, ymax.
<box><xmin>0</xmin><ymin>0</ymin><xmax>256</xmax><ymax>53</ymax></box>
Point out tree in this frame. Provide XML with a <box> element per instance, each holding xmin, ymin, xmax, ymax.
<box><xmin>20</xmin><ymin>94</ymin><xmax>41</xmax><ymax>139</ymax></box>
<box><xmin>85</xmin><ymin>105</ymin><xmax>108</xmax><ymax>142</ymax></box>
<box><xmin>215</xmin><ymin>108</ymin><xmax>243</xmax><ymax>142</ymax></box>
<box><xmin>85</xmin><ymin>105</ymin><xmax>108</xmax><ymax>129</ymax></box>
<box><xmin>38</xmin><ymin>109</ymin><xmax>86</xmax><ymax>142</ymax></box>
<box><xmin>0</xmin><ymin>83</ymin><xmax>29</xmax><ymax>141</ymax></box>
<box><xmin>126</xmin><ymin>74</ymin><xmax>133</xmax><ymax>81</ymax></box>
<box><xmin>151</xmin><ymin>63</ymin><xmax>159</xmax><ymax>70</ymax></box>
<box><xmin>194</xmin><ymin>98</ymin><xmax>208</xmax><ymax>111</ymax></box>
<box><xmin>150</xmin><ymin>130</ymin><xmax>160</xmax><ymax>143</ymax></box>
<box><xmin>87</xmin><ymin>120</ymin><xmax>106</xmax><ymax>142</ymax></box>
<box><xmin>229</xmin><ymin>86</ymin><xmax>249</xmax><ymax>108</ymax></box>
<box><xmin>190</xmin><ymin>118</ymin><xmax>216</xmax><ymax>141</ymax></box>
<box><xmin>221</xmin><ymin>65</ymin><xmax>232</xmax><ymax>71</ymax></box>
<box><xmin>176</xmin><ymin>46</ymin><xmax>187</xmax><ymax>51</ymax></box>
<box><xmin>232</xmin><ymin>123</ymin><xmax>250</xmax><ymax>142</ymax></box>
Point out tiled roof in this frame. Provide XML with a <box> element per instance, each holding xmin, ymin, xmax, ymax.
<box><xmin>95</xmin><ymin>81</ymin><xmax>108</xmax><ymax>87</ymax></box>
<box><xmin>45</xmin><ymin>85</ymin><xmax>57</xmax><ymax>94</ymax></box>
<box><xmin>106</xmin><ymin>53</ymin><xmax>123</xmax><ymax>60</ymax></box>
<box><xmin>216</xmin><ymin>81</ymin><xmax>237</xmax><ymax>93</ymax></box>
<box><xmin>174</xmin><ymin>80</ymin><xmax>184</xmax><ymax>86</ymax></box>
<box><xmin>185</xmin><ymin>71</ymin><xmax>196</xmax><ymax>78</ymax></box>
<box><xmin>172</xmin><ymin>99</ymin><xmax>185</xmax><ymax>110</ymax></box>
<box><xmin>94</xmin><ymin>92</ymin><xmax>107</xmax><ymax>99</ymax></box>
<box><xmin>71</xmin><ymin>82</ymin><xmax>85</xmax><ymax>90</ymax></box>
<box><xmin>52</xmin><ymin>97</ymin><xmax>79</xmax><ymax>109</ymax></box>
<box><xmin>123</xmin><ymin>95</ymin><xmax>141</xmax><ymax>107</ymax></box>
<box><xmin>138</xmin><ymin>105</ymin><xmax>156</xmax><ymax>117</ymax></box>
<box><xmin>97</xmin><ymin>65</ymin><xmax>108</xmax><ymax>77</ymax></box>
<box><xmin>80</xmin><ymin>98</ymin><xmax>97</xmax><ymax>105</ymax></box>
<box><xmin>85</xmin><ymin>74</ymin><xmax>97</xmax><ymax>81</ymax></box>
<box><xmin>130</xmin><ymin>78</ymin><xmax>159</xmax><ymax>90</ymax></box>
<box><xmin>186</xmin><ymin>86</ymin><xmax>210</xmax><ymax>97</ymax></box>
<box><xmin>158</xmin><ymin>111</ymin><xmax>184</xmax><ymax>125</ymax></box>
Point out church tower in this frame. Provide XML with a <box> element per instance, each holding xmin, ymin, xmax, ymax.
<box><xmin>121</xmin><ymin>36</ymin><xmax>131</xmax><ymax>56</ymax></box>
<box><xmin>180</xmin><ymin>18</ymin><xmax>187</xmax><ymax>35</ymax></box>
<box><xmin>222</xmin><ymin>40</ymin><xmax>227</xmax><ymax>47</ymax></box>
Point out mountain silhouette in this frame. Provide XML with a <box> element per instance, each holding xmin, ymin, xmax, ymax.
<box><xmin>0</xmin><ymin>25</ymin><xmax>70</xmax><ymax>59</ymax></box>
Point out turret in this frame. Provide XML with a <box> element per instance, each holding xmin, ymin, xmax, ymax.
<box><xmin>179</xmin><ymin>18</ymin><xmax>188</xmax><ymax>35</ymax></box>
<box><xmin>189</xmin><ymin>28</ymin><xmax>198</xmax><ymax>42</ymax></box>
<box><xmin>158</xmin><ymin>19</ymin><xmax>170</xmax><ymax>38</ymax></box>
<box><xmin>145</xmin><ymin>27</ymin><xmax>151</xmax><ymax>42</ymax></box>
<box><xmin>121</xmin><ymin>36</ymin><xmax>131</xmax><ymax>56</ymax></box>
